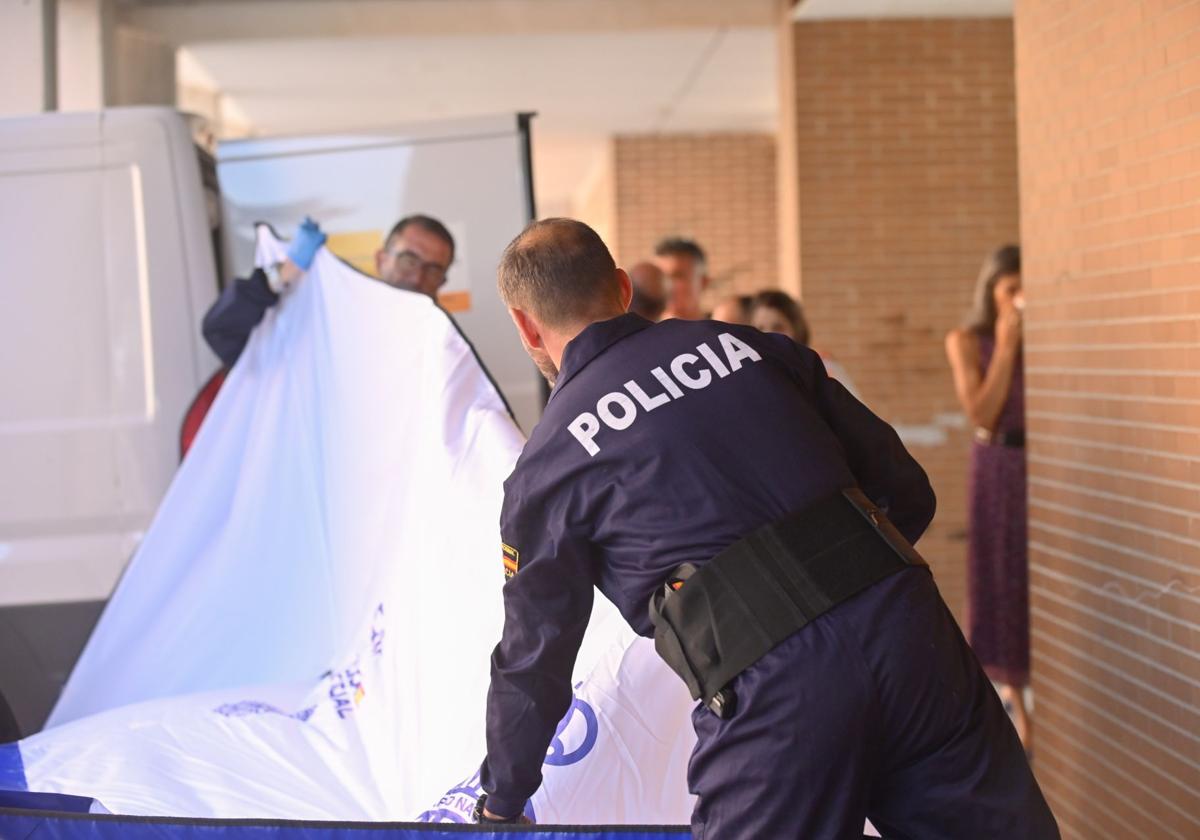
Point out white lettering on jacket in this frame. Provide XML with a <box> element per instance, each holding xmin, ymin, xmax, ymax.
<box><xmin>567</xmin><ymin>332</ymin><xmax>763</xmax><ymax>457</ymax></box>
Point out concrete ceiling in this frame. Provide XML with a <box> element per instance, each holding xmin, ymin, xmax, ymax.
<box><xmin>141</xmin><ymin>0</ymin><xmax>1014</xmax><ymax>214</ymax></box>
<box><xmin>178</xmin><ymin>25</ymin><xmax>778</xmax><ymax>215</ymax></box>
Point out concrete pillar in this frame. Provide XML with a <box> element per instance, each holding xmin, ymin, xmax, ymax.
<box><xmin>113</xmin><ymin>26</ymin><xmax>175</xmax><ymax>106</ymax></box>
<box><xmin>0</xmin><ymin>0</ymin><xmax>57</xmax><ymax>115</ymax></box>
<box><xmin>569</xmin><ymin>143</ymin><xmax>617</xmax><ymax>252</ymax></box>
<box><xmin>774</xmin><ymin>0</ymin><xmax>801</xmax><ymax>299</ymax></box>
<box><xmin>57</xmin><ymin>0</ymin><xmax>116</xmax><ymax>110</ymax></box>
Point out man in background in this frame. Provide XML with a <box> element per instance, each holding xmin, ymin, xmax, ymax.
<box><xmin>653</xmin><ymin>236</ymin><xmax>709</xmax><ymax>320</ymax></box>
<box><xmin>627</xmin><ymin>261</ymin><xmax>667</xmax><ymax>321</ymax></box>
<box><xmin>372</xmin><ymin>214</ymin><xmax>456</xmax><ymax>299</ymax></box>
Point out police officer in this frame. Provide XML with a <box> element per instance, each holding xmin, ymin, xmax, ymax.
<box><xmin>475</xmin><ymin>219</ymin><xmax>1058</xmax><ymax>839</ymax></box>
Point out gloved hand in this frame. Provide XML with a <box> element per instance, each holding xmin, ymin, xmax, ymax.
<box><xmin>286</xmin><ymin>217</ymin><xmax>326</xmax><ymax>270</ymax></box>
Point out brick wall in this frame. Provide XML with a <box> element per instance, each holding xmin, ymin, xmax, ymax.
<box><xmin>612</xmin><ymin>133</ymin><xmax>778</xmax><ymax>298</ymax></box>
<box><xmin>784</xmin><ymin>18</ymin><xmax>1021</xmax><ymax>620</ymax></box>
<box><xmin>1014</xmin><ymin>1</ymin><xmax>1200</xmax><ymax>836</ymax></box>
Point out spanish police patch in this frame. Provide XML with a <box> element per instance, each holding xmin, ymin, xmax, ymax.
<box><xmin>502</xmin><ymin>543</ymin><xmax>520</xmax><ymax>579</ymax></box>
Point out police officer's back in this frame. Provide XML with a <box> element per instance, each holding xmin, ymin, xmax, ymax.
<box><xmin>476</xmin><ymin>219</ymin><xmax>1059</xmax><ymax>840</ymax></box>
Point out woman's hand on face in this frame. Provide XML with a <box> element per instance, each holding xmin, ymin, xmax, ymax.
<box><xmin>996</xmin><ymin>303</ymin><xmax>1023</xmax><ymax>349</ymax></box>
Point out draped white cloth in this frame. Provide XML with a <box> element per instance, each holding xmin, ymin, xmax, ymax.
<box><xmin>15</xmin><ymin>226</ymin><xmax>699</xmax><ymax>823</ymax></box>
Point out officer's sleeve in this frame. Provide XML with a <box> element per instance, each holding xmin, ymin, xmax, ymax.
<box><xmin>201</xmin><ymin>269</ymin><xmax>280</xmax><ymax>367</ymax></box>
<box><xmin>772</xmin><ymin>336</ymin><xmax>936</xmax><ymax>544</ymax></box>
<box><xmin>479</xmin><ymin>493</ymin><xmax>596</xmax><ymax>819</ymax></box>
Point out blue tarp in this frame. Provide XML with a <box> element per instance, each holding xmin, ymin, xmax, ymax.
<box><xmin>0</xmin><ymin>742</ymin><xmax>24</xmax><ymax>791</ymax></box>
<box><xmin>0</xmin><ymin>808</ymin><xmax>688</xmax><ymax>840</ymax></box>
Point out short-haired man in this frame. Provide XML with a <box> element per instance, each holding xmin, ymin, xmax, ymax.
<box><xmin>373</xmin><ymin>214</ymin><xmax>456</xmax><ymax>298</ymax></box>
<box><xmin>653</xmin><ymin>236</ymin><xmax>708</xmax><ymax>321</ymax></box>
<box><xmin>202</xmin><ymin>214</ymin><xmax>454</xmax><ymax>367</ymax></box>
<box><xmin>475</xmin><ymin>218</ymin><xmax>1058</xmax><ymax>839</ymax></box>
<box><xmin>627</xmin><ymin>261</ymin><xmax>666</xmax><ymax>321</ymax></box>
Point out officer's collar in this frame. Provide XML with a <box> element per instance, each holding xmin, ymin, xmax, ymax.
<box><xmin>550</xmin><ymin>312</ymin><xmax>654</xmax><ymax>401</ymax></box>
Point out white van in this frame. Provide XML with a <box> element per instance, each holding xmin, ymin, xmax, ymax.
<box><xmin>0</xmin><ymin>107</ymin><xmax>222</xmax><ymax>735</ymax></box>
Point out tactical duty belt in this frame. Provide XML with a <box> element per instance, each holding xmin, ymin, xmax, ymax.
<box><xmin>648</xmin><ymin>488</ymin><xmax>927</xmax><ymax>716</ymax></box>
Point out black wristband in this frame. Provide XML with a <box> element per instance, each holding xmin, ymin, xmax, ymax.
<box><xmin>472</xmin><ymin>793</ymin><xmax>520</xmax><ymax>824</ymax></box>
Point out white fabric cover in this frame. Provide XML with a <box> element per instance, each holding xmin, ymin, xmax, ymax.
<box><xmin>19</xmin><ymin>226</ymin><xmax>699</xmax><ymax>823</ymax></box>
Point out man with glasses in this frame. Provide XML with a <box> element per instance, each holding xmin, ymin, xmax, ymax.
<box><xmin>202</xmin><ymin>214</ymin><xmax>455</xmax><ymax>367</ymax></box>
<box><xmin>374</xmin><ymin>214</ymin><xmax>455</xmax><ymax>298</ymax></box>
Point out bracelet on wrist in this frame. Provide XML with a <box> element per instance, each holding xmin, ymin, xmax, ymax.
<box><xmin>472</xmin><ymin>793</ymin><xmax>521</xmax><ymax>825</ymax></box>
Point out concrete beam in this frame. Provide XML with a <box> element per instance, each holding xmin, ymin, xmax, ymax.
<box><xmin>119</xmin><ymin>0</ymin><xmax>776</xmax><ymax>45</ymax></box>
<box><xmin>793</xmin><ymin>0</ymin><xmax>1011</xmax><ymax>20</ymax></box>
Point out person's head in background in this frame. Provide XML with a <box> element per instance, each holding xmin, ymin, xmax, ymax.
<box><xmin>751</xmin><ymin>290</ymin><xmax>811</xmax><ymax>346</ymax></box>
<box><xmin>964</xmin><ymin>244</ymin><xmax>1022</xmax><ymax>335</ymax></box>
<box><xmin>711</xmin><ymin>294</ymin><xmax>753</xmax><ymax>325</ymax></box>
<box><xmin>375</xmin><ymin>214</ymin><xmax>456</xmax><ymax>297</ymax></box>
<box><xmin>653</xmin><ymin>237</ymin><xmax>709</xmax><ymax>320</ymax></box>
<box><xmin>497</xmin><ymin>218</ymin><xmax>631</xmax><ymax>387</ymax></box>
<box><xmin>628</xmin><ymin>261</ymin><xmax>667</xmax><ymax>321</ymax></box>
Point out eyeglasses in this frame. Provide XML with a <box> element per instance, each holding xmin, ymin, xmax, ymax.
<box><xmin>387</xmin><ymin>249</ymin><xmax>449</xmax><ymax>283</ymax></box>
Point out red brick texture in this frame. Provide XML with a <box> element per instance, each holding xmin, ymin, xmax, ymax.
<box><xmin>786</xmin><ymin>18</ymin><xmax>1021</xmax><ymax>622</ymax></box>
<box><xmin>1014</xmin><ymin>1</ymin><xmax>1200</xmax><ymax>836</ymax></box>
<box><xmin>613</xmin><ymin>133</ymin><xmax>779</xmax><ymax>296</ymax></box>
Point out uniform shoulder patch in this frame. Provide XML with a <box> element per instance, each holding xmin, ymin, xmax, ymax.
<box><xmin>502</xmin><ymin>543</ymin><xmax>520</xmax><ymax>579</ymax></box>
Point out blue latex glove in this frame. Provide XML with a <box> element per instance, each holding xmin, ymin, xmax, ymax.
<box><xmin>286</xmin><ymin>217</ymin><xmax>326</xmax><ymax>270</ymax></box>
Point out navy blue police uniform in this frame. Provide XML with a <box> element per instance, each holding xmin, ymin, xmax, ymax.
<box><xmin>481</xmin><ymin>313</ymin><xmax>1058</xmax><ymax>839</ymax></box>
<box><xmin>202</xmin><ymin>269</ymin><xmax>280</xmax><ymax>367</ymax></box>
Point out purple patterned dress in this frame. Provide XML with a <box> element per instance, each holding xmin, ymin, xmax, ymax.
<box><xmin>967</xmin><ymin>333</ymin><xmax>1030</xmax><ymax>687</ymax></box>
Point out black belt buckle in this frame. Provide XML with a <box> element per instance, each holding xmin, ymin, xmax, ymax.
<box><xmin>706</xmin><ymin>687</ymin><xmax>737</xmax><ymax>719</ymax></box>
<box><xmin>841</xmin><ymin>488</ymin><xmax>926</xmax><ymax>568</ymax></box>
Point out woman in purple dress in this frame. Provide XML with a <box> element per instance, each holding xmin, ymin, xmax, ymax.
<box><xmin>944</xmin><ymin>245</ymin><xmax>1031</xmax><ymax>750</ymax></box>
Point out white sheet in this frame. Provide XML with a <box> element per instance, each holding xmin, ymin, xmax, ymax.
<box><xmin>19</xmin><ymin>226</ymin><xmax>700</xmax><ymax>824</ymax></box>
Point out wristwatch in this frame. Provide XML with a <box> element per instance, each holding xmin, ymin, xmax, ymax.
<box><xmin>472</xmin><ymin>793</ymin><xmax>522</xmax><ymax>824</ymax></box>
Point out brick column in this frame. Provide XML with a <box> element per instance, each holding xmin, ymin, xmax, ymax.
<box><xmin>780</xmin><ymin>17</ymin><xmax>1021</xmax><ymax>621</ymax></box>
<box><xmin>1015</xmin><ymin>1</ymin><xmax>1200</xmax><ymax>835</ymax></box>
